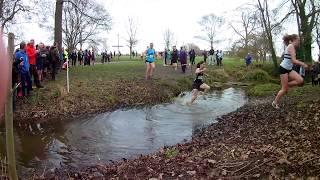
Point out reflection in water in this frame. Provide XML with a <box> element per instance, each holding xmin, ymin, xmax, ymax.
<box><xmin>0</xmin><ymin>88</ymin><xmax>247</xmax><ymax>176</ymax></box>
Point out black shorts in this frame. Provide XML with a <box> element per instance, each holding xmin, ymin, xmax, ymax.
<box><xmin>279</xmin><ymin>66</ymin><xmax>292</xmax><ymax>74</ymax></box>
<box><xmin>145</xmin><ymin>60</ymin><xmax>154</xmax><ymax>63</ymax></box>
<box><xmin>36</xmin><ymin>59</ymin><xmax>44</xmax><ymax>70</ymax></box>
<box><xmin>192</xmin><ymin>80</ymin><xmax>204</xmax><ymax>91</ymax></box>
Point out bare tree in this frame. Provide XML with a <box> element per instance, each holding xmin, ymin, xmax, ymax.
<box><xmin>196</xmin><ymin>14</ymin><xmax>224</xmax><ymax>48</ymax></box>
<box><xmin>126</xmin><ymin>17</ymin><xmax>138</xmax><ymax>59</ymax></box>
<box><xmin>291</xmin><ymin>0</ymin><xmax>320</xmax><ymax>62</ymax></box>
<box><xmin>0</xmin><ymin>0</ymin><xmax>32</xmax><ymax>32</ymax></box>
<box><xmin>257</xmin><ymin>0</ymin><xmax>293</xmax><ymax>69</ymax></box>
<box><xmin>50</xmin><ymin>0</ymin><xmax>111</xmax><ymax>51</ymax></box>
<box><xmin>163</xmin><ymin>29</ymin><xmax>174</xmax><ymax>49</ymax></box>
<box><xmin>230</xmin><ymin>8</ymin><xmax>259</xmax><ymax>54</ymax></box>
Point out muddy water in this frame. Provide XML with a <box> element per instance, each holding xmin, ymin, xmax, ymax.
<box><xmin>0</xmin><ymin>88</ymin><xmax>247</xmax><ymax>175</ymax></box>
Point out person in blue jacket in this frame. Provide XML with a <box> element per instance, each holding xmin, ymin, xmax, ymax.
<box><xmin>145</xmin><ymin>43</ymin><xmax>156</xmax><ymax>80</ymax></box>
<box><xmin>245</xmin><ymin>53</ymin><xmax>252</xmax><ymax>68</ymax></box>
<box><xmin>15</xmin><ymin>41</ymin><xmax>32</xmax><ymax>96</ymax></box>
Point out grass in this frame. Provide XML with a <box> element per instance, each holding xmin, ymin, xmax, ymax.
<box><xmin>164</xmin><ymin>148</ymin><xmax>179</xmax><ymax>158</ymax></box>
<box><xmin>247</xmin><ymin>83</ymin><xmax>280</xmax><ymax>97</ymax></box>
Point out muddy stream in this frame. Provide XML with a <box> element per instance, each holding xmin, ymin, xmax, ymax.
<box><xmin>0</xmin><ymin>88</ymin><xmax>247</xmax><ymax>176</ymax></box>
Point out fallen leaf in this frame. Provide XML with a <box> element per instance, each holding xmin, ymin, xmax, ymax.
<box><xmin>207</xmin><ymin>159</ymin><xmax>217</xmax><ymax>164</ymax></box>
<box><xmin>221</xmin><ymin>169</ymin><xmax>227</xmax><ymax>176</ymax></box>
<box><xmin>277</xmin><ymin>158</ymin><xmax>291</xmax><ymax>165</ymax></box>
<box><xmin>186</xmin><ymin>171</ymin><xmax>196</xmax><ymax>175</ymax></box>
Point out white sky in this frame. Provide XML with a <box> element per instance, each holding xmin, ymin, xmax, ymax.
<box><xmin>103</xmin><ymin>0</ymin><xmax>251</xmax><ymax>52</ymax></box>
<box><xmin>20</xmin><ymin>0</ymin><xmax>319</xmax><ymax>59</ymax></box>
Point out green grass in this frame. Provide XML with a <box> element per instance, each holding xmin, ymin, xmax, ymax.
<box><xmin>243</xmin><ymin>69</ymin><xmax>272</xmax><ymax>82</ymax></box>
<box><xmin>164</xmin><ymin>148</ymin><xmax>179</xmax><ymax>158</ymax></box>
<box><xmin>247</xmin><ymin>83</ymin><xmax>280</xmax><ymax>97</ymax></box>
<box><xmin>32</xmin><ymin>56</ymin><xmax>278</xmax><ymax>105</ymax></box>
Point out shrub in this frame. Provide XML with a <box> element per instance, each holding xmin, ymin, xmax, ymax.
<box><xmin>207</xmin><ymin>69</ymin><xmax>229</xmax><ymax>83</ymax></box>
<box><xmin>243</xmin><ymin>69</ymin><xmax>272</xmax><ymax>82</ymax></box>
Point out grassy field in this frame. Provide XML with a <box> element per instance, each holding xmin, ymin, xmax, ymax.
<box><xmin>14</xmin><ymin>55</ymin><xmax>288</xmax><ymax>124</ymax></box>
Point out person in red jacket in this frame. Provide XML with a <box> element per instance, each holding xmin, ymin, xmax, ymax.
<box><xmin>26</xmin><ymin>39</ymin><xmax>43</xmax><ymax>88</ymax></box>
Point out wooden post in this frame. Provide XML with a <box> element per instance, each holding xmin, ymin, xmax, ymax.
<box><xmin>67</xmin><ymin>59</ymin><xmax>70</xmax><ymax>93</ymax></box>
<box><xmin>5</xmin><ymin>32</ymin><xmax>18</xmax><ymax>180</ymax></box>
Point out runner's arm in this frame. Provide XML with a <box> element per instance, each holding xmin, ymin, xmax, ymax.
<box><xmin>288</xmin><ymin>45</ymin><xmax>308</xmax><ymax>68</ymax></box>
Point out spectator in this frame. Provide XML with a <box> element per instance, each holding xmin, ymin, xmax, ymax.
<box><xmin>92</xmin><ymin>49</ymin><xmax>95</xmax><ymax>65</ymax></box>
<box><xmin>101</xmin><ymin>52</ymin><xmax>105</xmax><ymax>63</ymax></box>
<box><xmin>208</xmin><ymin>47</ymin><xmax>215</xmax><ymax>65</ymax></box>
<box><xmin>171</xmin><ymin>46</ymin><xmax>179</xmax><ymax>70</ymax></box>
<box><xmin>36</xmin><ymin>43</ymin><xmax>48</xmax><ymax>82</ymax></box>
<box><xmin>88</xmin><ymin>50</ymin><xmax>92</xmax><ymax>65</ymax></box>
<box><xmin>245</xmin><ymin>53</ymin><xmax>253</xmax><ymax>68</ymax></box>
<box><xmin>26</xmin><ymin>39</ymin><xmax>43</xmax><ymax>88</ymax></box>
<box><xmin>15</xmin><ymin>41</ymin><xmax>32</xmax><ymax>96</ymax></box>
<box><xmin>43</xmin><ymin>46</ymin><xmax>51</xmax><ymax>79</ymax></box>
<box><xmin>63</xmin><ymin>48</ymin><xmax>69</xmax><ymax>63</ymax></box>
<box><xmin>84</xmin><ymin>49</ymin><xmax>89</xmax><ymax>65</ymax></box>
<box><xmin>78</xmin><ymin>49</ymin><xmax>83</xmax><ymax>65</ymax></box>
<box><xmin>49</xmin><ymin>42</ymin><xmax>60</xmax><ymax>80</ymax></box>
<box><xmin>12</xmin><ymin>48</ymin><xmax>21</xmax><ymax>111</ymax></box>
<box><xmin>217</xmin><ymin>50</ymin><xmax>223</xmax><ymax>66</ymax></box>
<box><xmin>202</xmin><ymin>50</ymin><xmax>207</xmax><ymax>63</ymax></box>
<box><xmin>189</xmin><ymin>49</ymin><xmax>196</xmax><ymax>65</ymax></box>
<box><xmin>71</xmin><ymin>49</ymin><xmax>77</xmax><ymax>66</ymax></box>
<box><xmin>179</xmin><ymin>47</ymin><xmax>188</xmax><ymax>73</ymax></box>
<box><xmin>164</xmin><ymin>48</ymin><xmax>168</xmax><ymax>66</ymax></box>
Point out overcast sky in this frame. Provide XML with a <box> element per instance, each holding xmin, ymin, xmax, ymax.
<box><xmin>103</xmin><ymin>0</ymin><xmax>252</xmax><ymax>52</ymax></box>
<box><xmin>21</xmin><ymin>0</ymin><xmax>319</xmax><ymax>59</ymax></box>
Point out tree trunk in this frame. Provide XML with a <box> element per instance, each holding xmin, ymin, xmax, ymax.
<box><xmin>257</xmin><ymin>0</ymin><xmax>278</xmax><ymax>70</ymax></box>
<box><xmin>54</xmin><ymin>0</ymin><xmax>63</xmax><ymax>51</ymax></box>
<box><xmin>292</xmin><ymin>0</ymin><xmax>319</xmax><ymax>62</ymax></box>
<box><xmin>302</xmin><ymin>30</ymin><xmax>312</xmax><ymax>62</ymax></box>
<box><xmin>129</xmin><ymin>46</ymin><xmax>132</xmax><ymax>59</ymax></box>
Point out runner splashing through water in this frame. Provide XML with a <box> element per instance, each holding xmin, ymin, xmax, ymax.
<box><xmin>272</xmin><ymin>34</ymin><xmax>308</xmax><ymax>109</ymax></box>
<box><xmin>145</xmin><ymin>43</ymin><xmax>156</xmax><ymax>80</ymax></box>
<box><xmin>188</xmin><ymin>61</ymin><xmax>210</xmax><ymax>105</ymax></box>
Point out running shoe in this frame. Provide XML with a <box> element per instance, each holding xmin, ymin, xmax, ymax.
<box><xmin>272</xmin><ymin>101</ymin><xmax>280</xmax><ymax>109</ymax></box>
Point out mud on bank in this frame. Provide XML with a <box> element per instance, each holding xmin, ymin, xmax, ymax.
<box><xmin>38</xmin><ymin>88</ymin><xmax>320</xmax><ymax>179</ymax></box>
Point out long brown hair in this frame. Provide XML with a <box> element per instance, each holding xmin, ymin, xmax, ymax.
<box><xmin>283</xmin><ymin>34</ymin><xmax>299</xmax><ymax>46</ymax></box>
<box><xmin>197</xmin><ymin>61</ymin><xmax>204</xmax><ymax>68</ymax></box>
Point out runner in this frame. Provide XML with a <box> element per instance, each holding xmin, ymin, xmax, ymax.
<box><xmin>272</xmin><ymin>34</ymin><xmax>308</xmax><ymax>109</ymax></box>
<box><xmin>145</xmin><ymin>43</ymin><xmax>156</xmax><ymax>80</ymax></box>
<box><xmin>188</xmin><ymin>61</ymin><xmax>210</xmax><ymax>105</ymax></box>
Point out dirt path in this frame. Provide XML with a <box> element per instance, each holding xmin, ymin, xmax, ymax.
<box><xmin>36</xmin><ymin>91</ymin><xmax>320</xmax><ymax>179</ymax></box>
